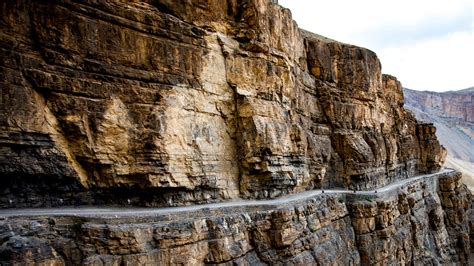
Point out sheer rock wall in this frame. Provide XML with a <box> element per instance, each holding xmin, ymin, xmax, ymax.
<box><xmin>0</xmin><ymin>0</ymin><xmax>445</xmax><ymax>207</ymax></box>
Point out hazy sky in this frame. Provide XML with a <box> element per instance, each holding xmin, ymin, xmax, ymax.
<box><xmin>279</xmin><ymin>0</ymin><xmax>473</xmax><ymax>92</ymax></box>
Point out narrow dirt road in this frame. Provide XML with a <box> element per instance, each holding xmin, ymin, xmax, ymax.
<box><xmin>0</xmin><ymin>168</ymin><xmax>454</xmax><ymax>218</ymax></box>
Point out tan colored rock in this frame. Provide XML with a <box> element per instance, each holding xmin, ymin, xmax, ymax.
<box><xmin>352</xmin><ymin>217</ymin><xmax>376</xmax><ymax>234</ymax></box>
<box><xmin>0</xmin><ymin>1</ymin><xmax>468</xmax><ymax>264</ymax></box>
<box><xmin>0</xmin><ymin>0</ymin><xmax>446</xmax><ymax>206</ymax></box>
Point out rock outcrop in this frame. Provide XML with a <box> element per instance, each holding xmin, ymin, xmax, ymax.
<box><xmin>0</xmin><ymin>170</ymin><xmax>471</xmax><ymax>265</ymax></box>
<box><xmin>0</xmin><ymin>0</ymin><xmax>446</xmax><ymax>207</ymax></box>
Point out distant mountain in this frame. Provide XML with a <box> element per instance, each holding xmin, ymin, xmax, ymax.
<box><xmin>404</xmin><ymin>87</ymin><xmax>473</xmax><ymax>125</ymax></box>
<box><xmin>453</xmin><ymin>86</ymin><xmax>474</xmax><ymax>94</ymax></box>
<box><xmin>404</xmin><ymin>87</ymin><xmax>474</xmax><ymax>190</ymax></box>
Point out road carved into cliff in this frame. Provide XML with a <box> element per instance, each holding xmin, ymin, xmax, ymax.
<box><xmin>0</xmin><ymin>168</ymin><xmax>454</xmax><ymax>218</ymax></box>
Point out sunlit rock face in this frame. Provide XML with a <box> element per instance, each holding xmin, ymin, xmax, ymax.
<box><xmin>0</xmin><ymin>0</ymin><xmax>445</xmax><ymax>207</ymax></box>
<box><xmin>0</xmin><ymin>1</ymin><xmax>471</xmax><ymax>265</ymax></box>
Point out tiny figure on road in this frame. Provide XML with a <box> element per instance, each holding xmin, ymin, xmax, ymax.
<box><xmin>127</xmin><ymin>199</ymin><xmax>131</xmax><ymax>205</ymax></box>
<box><xmin>322</xmin><ymin>190</ymin><xmax>324</xmax><ymax>193</ymax></box>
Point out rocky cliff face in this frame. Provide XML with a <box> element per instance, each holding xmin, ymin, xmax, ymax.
<box><xmin>404</xmin><ymin>88</ymin><xmax>473</xmax><ymax>163</ymax></box>
<box><xmin>0</xmin><ymin>0</ymin><xmax>471</xmax><ymax>264</ymax></box>
<box><xmin>404</xmin><ymin>88</ymin><xmax>474</xmax><ymax>191</ymax></box>
<box><xmin>0</xmin><ymin>0</ymin><xmax>446</xmax><ymax>207</ymax></box>
<box><xmin>0</xmin><ymin>171</ymin><xmax>471</xmax><ymax>265</ymax></box>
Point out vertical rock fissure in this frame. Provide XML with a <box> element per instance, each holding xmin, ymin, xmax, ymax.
<box><xmin>231</xmin><ymin>84</ymin><xmax>245</xmax><ymax>197</ymax></box>
<box><xmin>217</xmin><ymin>35</ymin><xmax>245</xmax><ymax>197</ymax></box>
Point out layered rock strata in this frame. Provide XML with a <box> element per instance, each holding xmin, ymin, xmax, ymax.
<box><xmin>0</xmin><ymin>0</ymin><xmax>446</xmax><ymax>207</ymax></box>
<box><xmin>0</xmin><ymin>170</ymin><xmax>471</xmax><ymax>265</ymax></box>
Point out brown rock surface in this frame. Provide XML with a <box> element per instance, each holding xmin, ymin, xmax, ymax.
<box><xmin>0</xmin><ymin>0</ymin><xmax>447</xmax><ymax>207</ymax></box>
<box><xmin>1</xmin><ymin>1</ymin><xmax>471</xmax><ymax>264</ymax></box>
<box><xmin>0</xmin><ymin>170</ymin><xmax>470</xmax><ymax>265</ymax></box>
<box><xmin>350</xmin><ymin>171</ymin><xmax>471</xmax><ymax>264</ymax></box>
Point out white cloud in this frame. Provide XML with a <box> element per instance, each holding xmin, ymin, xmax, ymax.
<box><xmin>279</xmin><ymin>0</ymin><xmax>473</xmax><ymax>91</ymax></box>
<box><xmin>379</xmin><ymin>31</ymin><xmax>474</xmax><ymax>91</ymax></box>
